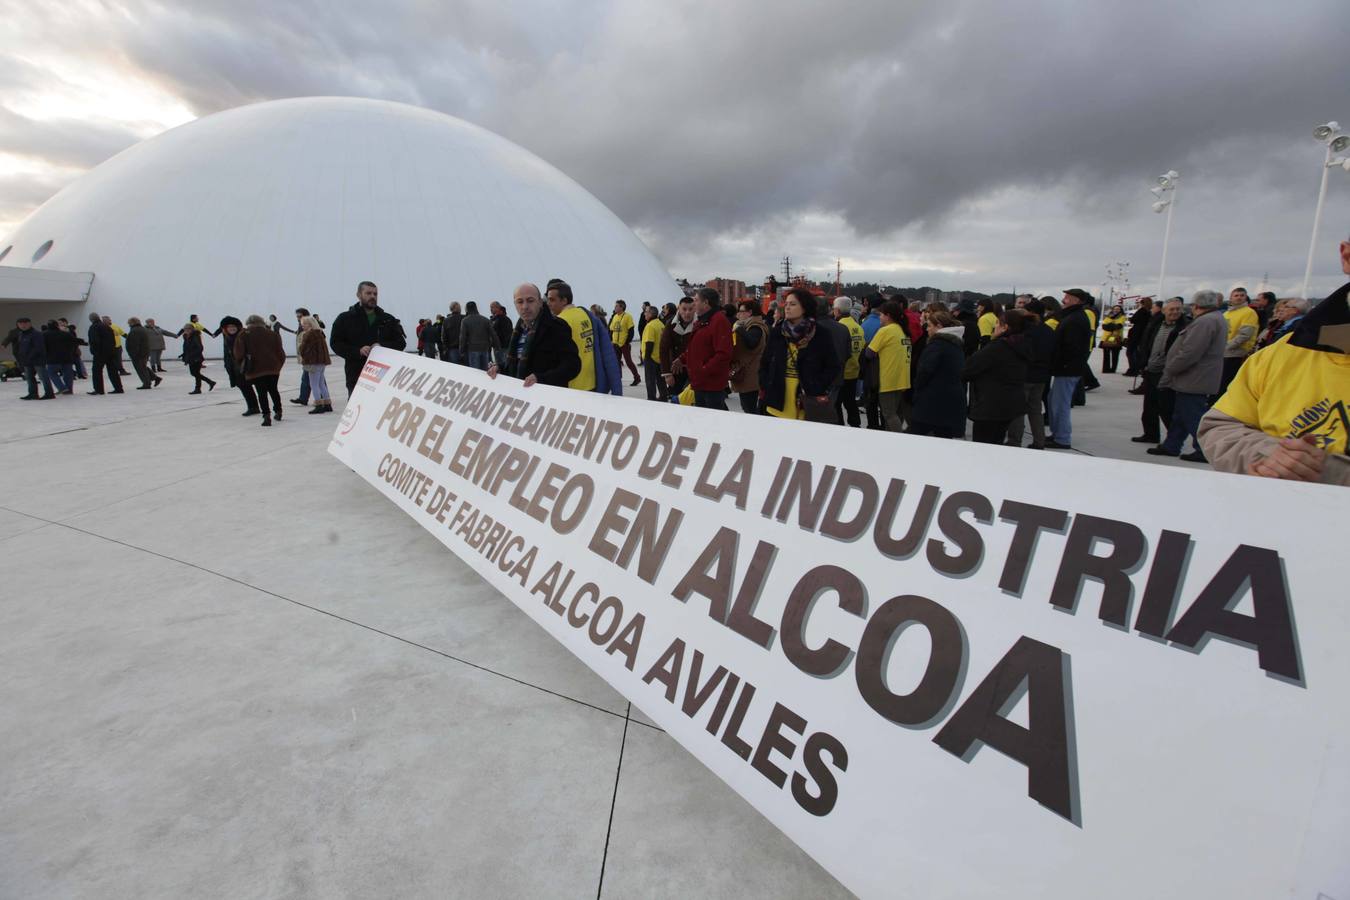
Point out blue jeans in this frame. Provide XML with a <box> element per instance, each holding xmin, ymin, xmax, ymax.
<box><xmin>1049</xmin><ymin>376</ymin><xmax>1080</xmax><ymax>445</ymax></box>
<box><xmin>46</xmin><ymin>362</ymin><xmax>75</xmax><ymax>392</ymax></box>
<box><xmin>1160</xmin><ymin>391</ymin><xmax>1208</xmax><ymax>454</ymax></box>
<box><xmin>467</xmin><ymin>351</ymin><xmax>491</xmax><ymax>371</ymax></box>
<box><xmin>445</xmin><ymin>349</ymin><xmax>462</xmax><ymax>366</ymax></box>
<box><xmin>24</xmin><ymin>365</ymin><xmax>54</xmax><ymax>397</ymax></box>
<box><xmin>494</xmin><ymin>349</ymin><xmax>507</xmax><ymax>369</ymax></box>
<box><xmin>297</xmin><ymin>369</ymin><xmax>311</xmax><ymax>404</ymax></box>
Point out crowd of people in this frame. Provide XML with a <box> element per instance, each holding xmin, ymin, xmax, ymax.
<box><xmin>5</xmin><ymin>237</ymin><xmax>1347</xmax><ymax>484</ymax></box>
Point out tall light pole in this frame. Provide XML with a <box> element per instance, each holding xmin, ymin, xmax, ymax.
<box><xmin>1151</xmin><ymin>171</ymin><xmax>1179</xmax><ymax>303</ymax></box>
<box><xmin>1302</xmin><ymin>121</ymin><xmax>1350</xmax><ymax>302</ymax></box>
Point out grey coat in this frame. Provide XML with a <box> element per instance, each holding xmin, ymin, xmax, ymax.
<box><xmin>458</xmin><ymin>312</ymin><xmax>500</xmax><ymax>354</ymax></box>
<box><xmin>1161</xmin><ymin>309</ymin><xmax>1226</xmax><ymax>394</ymax></box>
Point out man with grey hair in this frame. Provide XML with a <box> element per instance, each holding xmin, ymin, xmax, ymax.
<box><xmin>1256</xmin><ymin>297</ymin><xmax>1310</xmax><ymax>349</ymax></box>
<box><xmin>1147</xmin><ymin>290</ymin><xmax>1226</xmax><ymax>461</ymax></box>
<box><xmin>1131</xmin><ymin>296</ymin><xmax>1188</xmax><ymax>444</ymax></box>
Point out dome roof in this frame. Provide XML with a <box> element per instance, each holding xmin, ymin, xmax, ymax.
<box><xmin>2</xmin><ymin>97</ymin><xmax>677</xmax><ymax>327</ymax></box>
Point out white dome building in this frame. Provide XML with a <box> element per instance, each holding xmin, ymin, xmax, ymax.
<box><xmin>0</xmin><ymin>97</ymin><xmax>678</xmax><ymax>335</ymax></box>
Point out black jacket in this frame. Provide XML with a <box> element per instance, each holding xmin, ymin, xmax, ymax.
<box><xmin>43</xmin><ymin>327</ymin><xmax>79</xmax><ymax>365</ymax></box>
<box><xmin>1050</xmin><ymin>305</ymin><xmax>1092</xmax><ymax>377</ymax></box>
<box><xmin>491</xmin><ymin>312</ymin><xmax>513</xmax><ymax>348</ymax></box>
<box><xmin>459</xmin><ymin>312</ymin><xmax>499</xmax><ymax>354</ymax></box>
<box><xmin>505</xmin><ymin>307</ymin><xmax>580</xmax><ymax>386</ymax></box>
<box><xmin>439</xmin><ymin>312</ymin><xmax>463</xmax><ymax>357</ymax></box>
<box><xmin>815</xmin><ymin>314</ymin><xmax>851</xmax><ymax>390</ymax></box>
<box><xmin>16</xmin><ymin>328</ymin><xmax>47</xmax><ymax>366</ymax></box>
<box><xmin>181</xmin><ymin>329</ymin><xmax>204</xmax><ymax>365</ymax></box>
<box><xmin>911</xmin><ymin>329</ymin><xmax>967</xmax><ymax>434</ymax></box>
<box><xmin>962</xmin><ymin>336</ymin><xmax>1029</xmax><ymax>421</ymax></box>
<box><xmin>125</xmin><ymin>324</ymin><xmax>151</xmax><ymax>360</ymax></box>
<box><xmin>957</xmin><ymin>309</ymin><xmax>980</xmax><ymax>357</ymax></box>
<box><xmin>1140</xmin><ymin>312</ymin><xmax>1190</xmax><ymax>368</ymax></box>
<box><xmin>1126</xmin><ymin>306</ymin><xmax>1153</xmax><ymax>350</ymax></box>
<box><xmin>759</xmin><ymin>325</ymin><xmax>841</xmax><ymax>412</ymax></box>
<box><xmin>330</xmin><ymin>303</ymin><xmax>407</xmax><ymax>361</ymax></box>
<box><xmin>88</xmin><ymin>320</ymin><xmax>116</xmax><ymax>359</ymax></box>
<box><xmin>1022</xmin><ymin>321</ymin><xmax>1055</xmax><ymax>384</ymax></box>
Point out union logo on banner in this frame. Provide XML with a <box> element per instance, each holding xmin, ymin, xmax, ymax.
<box><xmin>360</xmin><ymin>360</ymin><xmax>390</xmax><ymax>384</ymax></box>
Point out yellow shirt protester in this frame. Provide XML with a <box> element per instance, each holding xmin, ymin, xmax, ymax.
<box><xmin>868</xmin><ymin>322</ymin><xmax>912</xmax><ymax>392</ymax></box>
<box><xmin>978</xmin><ymin>311</ymin><xmax>998</xmax><ymax>342</ymax></box>
<box><xmin>609</xmin><ymin>311</ymin><xmax>635</xmax><ymax>347</ymax></box>
<box><xmin>641</xmin><ymin>318</ymin><xmax>664</xmax><ymax>364</ymax></box>
<box><xmin>111</xmin><ymin>323</ymin><xmax>125</xmax><ymax>348</ymax></box>
<box><xmin>1213</xmin><ymin>339</ymin><xmax>1350</xmax><ymax>455</ymax></box>
<box><xmin>840</xmin><ymin>315</ymin><xmax>865</xmax><ymax>380</ymax></box>
<box><xmin>557</xmin><ymin>306</ymin><xmax>597</xmax><ymax>391</ymax></box>
<box><xmin>1224</xmin><ymin>305</ymin><xmax>1260</xmax><ymax>354</ymax></box>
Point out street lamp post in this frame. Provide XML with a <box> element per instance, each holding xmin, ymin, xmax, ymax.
<box><xmin>1151</xmin><ymin>171</ymin><xmax>1179</xmax><ymax>303</ymax></box>
<box><xmin>1303</xmin><ymin>121</ymin><xmax>1350</xmax><ymax>302</ymax></box>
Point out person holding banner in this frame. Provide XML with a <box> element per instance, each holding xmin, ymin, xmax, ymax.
<box><xmin>488</xmin><ymin>283</ymin><xmax>580</xmax><ymax>388</ymax></box>
<box><xmin>1199</xmin><ymin>238</ymin><xmax>1350</xmax><ymax>485</ymax></box>
<box><xmin>330</xmin><ymin>281</ymin><xmax>407</xmax><ymax>395</ymax></box>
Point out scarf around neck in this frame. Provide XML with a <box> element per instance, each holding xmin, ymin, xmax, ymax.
<box><xmin>780</xmin><ymin>316</ymin><xmax>816</xmax><ymax>346</ymax></box>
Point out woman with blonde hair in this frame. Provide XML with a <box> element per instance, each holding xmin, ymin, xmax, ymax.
<box><xmin>297</xmin><ymin>314</ymin><xmax>333</xmax><ymax>413</ymax></box>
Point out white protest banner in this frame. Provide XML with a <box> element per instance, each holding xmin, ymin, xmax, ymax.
<box><xmin>330</xmin><ymin>347</ymin><xmax>1349</xmax><ymax>900</ymax></box>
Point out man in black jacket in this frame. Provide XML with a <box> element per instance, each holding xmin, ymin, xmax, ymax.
<box><xmin>1123</xmin><ymin>297</ymin><xmax>1154</xmax><ymax>376</ymax></box>
<box><xmin>330</xmin><ymin>281</ymin><xmax>408</xmax><ymax>395</ymax></box>
<box><xmin>439</xmin><ymin>303</ymin><xmax>463</xmax><ymax>365</ymax></box>
<box><xmin>1046</xmin><ymin>288</ymin><xmax>1093</xmax><ymax>449</ymax></box>
<box><xmin>1131</xmin><ymin>298</ymin><xmax>1189</xmax><ymax>444</ymax></box>
<box><xmin>86</xmin><ymin>312</ymin><xmax>124</xmax><ymax>395</ymax></box>
<box><xmin>489</xmin><ymin>302</ymin><xmax>513</xmax><ymax>369</ymax></box>
<box><xmin>487</xmin><ymin>283</ymin><xmax>580</xmax><ymax>387</ymax></box>
<box><xmin>15</xmin><ymin>318</ymin><xmax>54</xmax><ymax>399</ymax></box>
<box><xmin>42</xmin><ymin>320</ymin><xmax>79</xmax><ymax>394</ymax></box>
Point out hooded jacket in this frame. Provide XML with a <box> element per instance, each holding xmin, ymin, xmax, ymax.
<box><xmin>962</xmin><ymin>335</ymin><xmax>1030</xmax><ymax>421</ymax></box>
<box><xmin>330</xmin><ymin>303</ymin><xmax>406</xmax><ymax>361</ymax></box>
<box><xmin>911</xmin><ymin>326</ymin><xmax>967</xmax><ymax>434</ymax></box>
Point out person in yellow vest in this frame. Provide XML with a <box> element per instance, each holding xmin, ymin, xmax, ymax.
<box><xmin>609</xmin><ymin>299</ymin><xmax>640</xmax><ymax>387</ymax></box>
<box><xmin>545</xmin><ymin>281</ymin><xmax>597</xmax><ymax>391</ymax></box>
<box><xmin>1219</xmin><ymin>286</ymin><xmax>1260</xmax><ymax>394</ymax></box>
<box><xmin>862</xmin><ymin>299</ymin><xmax>913</xmax><ymax>431</ymax></box>
<box><xmin>1098</xmin><ymin>305</ymin><xmax>1127</xmax><ymax>373</ymax></box>
<box><xmin>102</xmin><ymin>315</ymin><xmax>130</xmax><ymax>375</ymax></box>
<box><xmin>1199</xmin><ymin>238</ymin><xmax>1350</xmax><ymax>486</ymax></box>
<box><xmin>832</xmin><ymin>296</ymin><xmax>865</xmax><ymax>427</ymax></box>
<box><xmin>639</xmin><ymin>305</ymin><xmax>667</xmax><ymax>402</ymax></box>
<box><xmin>976</xmin><ymin>298</ymin><xmax>1001</xmax><ymax>348</ymax></box>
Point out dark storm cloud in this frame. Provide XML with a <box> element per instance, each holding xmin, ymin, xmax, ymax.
<box><xmin>1</xmin><ymin>0</ymin><xmax>1348</xmax><ymax>289</ymax></box>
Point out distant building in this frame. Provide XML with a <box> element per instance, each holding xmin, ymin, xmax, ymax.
<box><xmin>707</xmin><ymin>277</ymin><xmax>749</xmax><ymax>305</ymax></box>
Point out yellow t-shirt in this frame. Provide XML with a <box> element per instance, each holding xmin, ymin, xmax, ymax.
<box><xmin>1213</xmin><ymin>340</ymin><xmax>1350</xmax><ymax>455</ymax></box>
<box><xmin>609</xmin><ymin>311</ymin><xmax>635</xmax><ymax>346</ymax></box>
<box><xmin>766</xmin><ymin>343</ymin><xmax>802</xmax><ymax>420</ymax></box>
<box><xmin>641</xmin><ymin>319</ymin><xmax>664</xmax><ymax>364</ymax></box>
<box><xmin>840</xmin><ymin>315</ymin><xmax>864</xmax><ymax>380</ymax></box>
<box><xmin>190</xmin><ymin>321</ymin><xmax>206</xmax><ymax>332</ymax></box>
<box><xmin>1086</xmin><ymin>307</ymin><xmax>1097</xmax><ymax>349</ymax></box>
<box><xmin>868</xmin><ymin>322</ymin><xmax>912</xmax><ymax>392</ymax></box>
<box><xmin>111</xmin><ymin>324</ymin><xmax>125</xmax><ymax>348</ymax></box>
<box><xmin>978</xmin><ymin>312</ymin><xmax>998</xmax><ymax>339</ymax></box>
<box><xmin>1224</xmin><ymin>305</ymin><xmax>1260</xmax><ymax>354</ymax></box>
<box><xmin>557</xmin><ymin>306</ymin><xmax>596</xmax><ymax>391</ymax></box>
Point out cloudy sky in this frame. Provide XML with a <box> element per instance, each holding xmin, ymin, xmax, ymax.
<box><xmin>2</xmin><ymin>0</ymin><xmax>1349</xmax><ymax>297</ymax></box>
